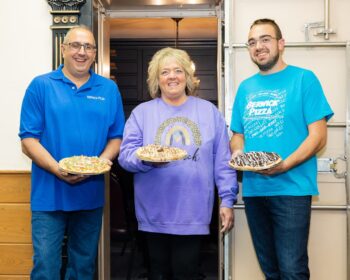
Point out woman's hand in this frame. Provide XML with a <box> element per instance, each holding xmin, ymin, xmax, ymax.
<box><xmin>220</xmin><ymin>207</ymin><xmax>234</xmax><ymax>233</ymax></box>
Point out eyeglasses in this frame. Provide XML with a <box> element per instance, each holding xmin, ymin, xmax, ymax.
<box><xmin>246</xmin><ymin>36</ymin><xmax>278</xmax><ymax>49</ymax></box>
<box><xmin>64</xmin><ymin>42</ymin><xmax>96</xmax><ymax>53</ymax></box>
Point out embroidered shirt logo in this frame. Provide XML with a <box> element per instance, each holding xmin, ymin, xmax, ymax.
<box><xmin>86</xmin><ymin>95</ymin><xmax>105</xmax><ymax>101</ymax></box>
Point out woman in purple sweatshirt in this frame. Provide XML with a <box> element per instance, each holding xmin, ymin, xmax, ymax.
<box><xmin>118</xmin><ymin>47</ymin><xmax>238</xmax><ymax>280</ymax></box>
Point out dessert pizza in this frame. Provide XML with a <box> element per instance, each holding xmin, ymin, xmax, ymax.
<box><xmin>58</xmin><ymin>156</ymin><xmax>111</xmax><ymax>175</ymax></box>
<box><xmin>136</xmin><ymin>144</ymin><xmax>187</xmax><ymax>162</ymax></box>
<box><xmin>229</xmin><ymin>151</ymin><xmax>282</xmax><ymax>171</ymax></box>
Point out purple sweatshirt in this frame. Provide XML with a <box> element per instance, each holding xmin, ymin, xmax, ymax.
<box><xmin>118</xmin><ymin>96</ymin><xmax>238</xmax><ymax>235</ymax></box>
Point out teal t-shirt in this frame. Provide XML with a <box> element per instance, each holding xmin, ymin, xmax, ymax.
<box><xmin>230</xmin><ymin>65</ymin><xmax>333</xmax><ymax>197</ymax></box>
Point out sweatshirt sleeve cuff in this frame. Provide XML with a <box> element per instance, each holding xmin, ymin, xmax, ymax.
<box><xmin>137</xmin><ymin>160</ymin><xmax>154</xmax><ymax>172</ymax></box>
<box><xmin>220</xmin><ymin>196</ymin><xmax>236</xmax><ymax>208</ymax></box>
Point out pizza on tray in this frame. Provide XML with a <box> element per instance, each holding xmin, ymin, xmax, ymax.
<box><xmin>58</xmin><ymin>156</ymin><xmax>111</xmax><ymax>175</ymax></box>
<box><xmin>136</xmin><ymin>144</ymin><xmax>187</xmax><ymax>162</ymax></box>
<box><xmin>229</xmin><ymin>151</ymin><xmax>282</xmax><ymax>171</ymax></box>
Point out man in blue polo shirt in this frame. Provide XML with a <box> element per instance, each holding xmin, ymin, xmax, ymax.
<box><xmin>19</xmin><ymin>25</ymin><xmax>125</xmax><ymax>280</ymax></box>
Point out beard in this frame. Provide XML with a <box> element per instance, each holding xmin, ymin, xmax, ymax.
<box><xmin>252</xmin><ymin>52</ymin><xmax>280</xmax><ymax>72</ymax></box>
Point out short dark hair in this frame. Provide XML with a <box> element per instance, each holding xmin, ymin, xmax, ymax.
<box><xmin>250</xmin><ymin>18</ymin><xmax>283</xmax><ymax>40</ymax></box>
<box><xmin>63</xmin><ymin>25</ymin><xmax>95</xmax><ymax>45</ymax></box>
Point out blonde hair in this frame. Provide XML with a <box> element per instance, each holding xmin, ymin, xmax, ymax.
<box><xmin>147</xmin><ymin>47</ymin><xmax>199</xmax><ymax>98</ymax></box>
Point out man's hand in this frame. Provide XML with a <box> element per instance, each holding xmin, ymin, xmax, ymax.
<box><xmin>231</xmin><ymin>149</ymin><xmax>243</xmax><ymax>160</ymax></box>
<box><xmin>256</xmin><ymin>160</ymin><xmax>288</xmax><ymax>176</ymax></box>
<box><xmin>220</xmin><ymin>207</ymin><xmax>234</xmax><ymax>233</ymax></box>
<box><xmin>257</xmin><ymin>119</ymin><xmax>328</xmax><ymax>176</ymax></box>
<box><xmin>99</xmin><ymin>157</ymin><xmax>113</xmax><ymax>167</ymax></box>
<box><xmin>55</xmin><ymin>166</ymin><xmax>89</xmax><ymax>185</ymax></box>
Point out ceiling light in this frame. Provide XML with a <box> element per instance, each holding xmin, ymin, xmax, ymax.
<box><xmin>171</xmin><ymin>17</ymin><xmax>183</xmax><ymax>48</ymax></box>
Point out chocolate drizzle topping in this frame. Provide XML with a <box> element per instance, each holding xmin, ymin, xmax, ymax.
<box><xmin>230</xmin><ymin>151</ymin><xmax>281</xmax><ymax>170</ymax></box>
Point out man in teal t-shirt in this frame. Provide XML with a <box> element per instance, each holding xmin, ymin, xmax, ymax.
<box><xmin>230</xmin><ymin>19</ymin><xmax>333</xmax><ymax>280</ymax></box>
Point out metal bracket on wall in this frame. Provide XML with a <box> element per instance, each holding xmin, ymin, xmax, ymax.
<box><xmin>304</xmin><ymin>0</ymin><xmax>336</xmax><ymax>41</ymax></box>
<box><xmin>318</xmin><ymin>156</ymin><xmax>347</xmax><ymax>178</ymax></box>
<box><xmin>314</xmin><ymin>26</ymin><xmax>336</xmax><ymax>40</ymax></box>
<box><xmin>304</xmin><ymin>21</ymin><xmax>336</xmax><ymax>42</ymax></box>
<box><xmin>317</xmin><ymin>155</ymin><xmax>347</xmax><ymax>179</ymax></box>
<box><xmin>332</xmin><ymin>156</ymin><xmax>347</xmax><ymax>179</ymax></box>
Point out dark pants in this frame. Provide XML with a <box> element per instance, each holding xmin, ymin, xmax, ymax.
<box><xmin>144</xmin><ymin>232</ymin><xmax>202</xmax><ymax>280</ymax></box>
<box><xmin>31</xmin><ymin>208</ymin><xmax>103</xmax><ymax>280</ymax></box>
<box><xmin>244</xmin><ymin>196</ymin><xmax>312</xmax><ymax>280</ymax></box>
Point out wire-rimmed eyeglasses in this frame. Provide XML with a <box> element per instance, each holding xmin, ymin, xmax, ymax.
<box><xmin>63</xmin><ymin>42</ymin><xmax>97</xmax><ymax>53</ymax></box>
<box><xmin>246</xmin><ymin>36</ymin><xmax>278</xmax><ymax>49</ymax></box>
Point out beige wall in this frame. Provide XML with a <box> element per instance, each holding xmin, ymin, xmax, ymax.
<box><xmin>0</xmin><ymin>0</ymin><xmax>52</xmax><ymax>170</ymax></box>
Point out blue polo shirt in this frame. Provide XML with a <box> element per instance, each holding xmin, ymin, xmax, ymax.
<box><xmin>19</xmin><ymin>65</ymin><xmax>125</xmax><ymax>211</ymax></box>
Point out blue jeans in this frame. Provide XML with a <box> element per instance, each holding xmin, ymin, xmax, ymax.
<box><xmin>243</xmin><ymin>196</ymin><xmax>311</xmax><ymax>280</ymax></box>
<box><xmin>31</xmin><ymin>208</ymin><xmax>103</xmax><ymax>280</ymax></box>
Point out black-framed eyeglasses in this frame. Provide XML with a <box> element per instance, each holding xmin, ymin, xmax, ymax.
<box><xmin>246</xmin><ymin>36</ymin><xmax>278</xmax><ymax>49</ymax></box>
<box><xmin>64</xmin><ymin>42</ymin><xmax>97</xmax><ymax>53</ymax></box>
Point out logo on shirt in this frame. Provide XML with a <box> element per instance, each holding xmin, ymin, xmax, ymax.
<box><xmin>243</xmin><ymin>90</ymin><xmax>286</xmax><ymax>138</ymax></box>
<box><xmin>246</xmin><ymin>99</ymin><xmax>279</xmax><ymax>116</ymax></box>
<box><xmin>86</xmin><ymin>95</ymin><xmax>105</xmax><ymax>101</ymax></box>
<box><xmin>155</xmin><ymin>116</ymin><xmax>202</xmax><ymax>161</ymax></box>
